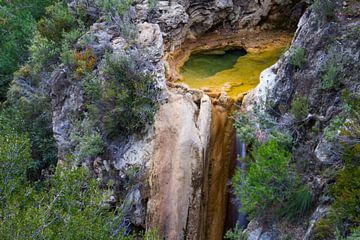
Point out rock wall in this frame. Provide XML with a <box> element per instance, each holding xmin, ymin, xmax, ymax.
<box><xmin>49</xmin><ymin>0</ymin><xmax>303</xmax><ymax>239</ymax></box>
<box><xmin>243</xmin><ymin>2</ymin><xmax>360</xmax><ymax>239</ymax></box>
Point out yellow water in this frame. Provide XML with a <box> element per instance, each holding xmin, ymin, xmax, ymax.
<box><xmin>180</xmin><ymin>47</ymin><xmax>285</xmax><ymax>98</ymax></box>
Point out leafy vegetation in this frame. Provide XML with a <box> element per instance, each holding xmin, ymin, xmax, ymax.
<box><xmin>0</xmin><ymin>0</ymin><xmax>55</xmax><ymax>101</ymax></box>
<box><xmin>225</xmin><ymin>223</ymin><xmax>248</xmax><ymax>240</ymax></box>
<box><xmin>290</xmin><ymin>47</ymin><xmax>306</xmax><ymax>69</ymax></box>
<box><xmin>85</xmin><ymin>52</ymin><xmax>160</xmax><ymax>137</ymax></box>
<box><xmin>234</xmin><ymin>138</ymin><xmax>294</xmax><ymax>218</ymax></box>
<box><xmin>314</xmin><ymin>93</ymin><xmax>360</xmax><ymax>238</ymax></box>
<box><xmin>290</xmin><ymin>96</ymin><xmax>309</xmax><ymax>121</ymax></box>
<box><xmin>234</xmin><ymin>114</ymin><xmax>257</xmax><ymax>144</ymax></box>
<box><xmin>312</xmin><ymin>0</ymin><xmax>336</xmax><ymax>19</ymax></box>
<box><xmin>321</xmin><ymin>54</ymin><xmax>343</xmax><ymax>90</ymax></box>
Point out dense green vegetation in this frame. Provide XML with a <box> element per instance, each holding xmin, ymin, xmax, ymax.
<box><xmin>0</xmin><ymin>0</ymin><xmax>55</xmax><ymax>101</ymax></box>
<box><xmin>233</xmin><ymin>109</ymin><xmax>313</xmax><ymax>221</ymax></box>
<box><xmin>313</xmin><ymin>93</ymin><xmax>360</xmax><ymax>239</ymax></box>
<box><xmin>0</xmin><ymin>1</ymin><xmax>160</xmax><ymax>239</ymax></box>
<box><xmin>84</xmin><ymin>53</ymin><xmax>160</xmax><ymax>137</ymax></box>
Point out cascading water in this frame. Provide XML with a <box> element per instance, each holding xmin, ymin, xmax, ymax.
<box><xmin>225</xmin><ymin>134</ymin><xmax>248</xmax><ymax>233</ymax></box>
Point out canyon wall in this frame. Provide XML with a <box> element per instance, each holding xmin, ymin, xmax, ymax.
<box><xmin>49</xmin><ymin>0</ymin><xmax>303</xmax><ymax>239</ymax></box>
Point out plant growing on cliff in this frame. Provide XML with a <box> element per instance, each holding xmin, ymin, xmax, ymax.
<box><xmin>233</xmin><ymin>138</ymin><xmax>293</xmax><ymax>217</ymax></box>
<box><xmin>70</xmin><ymin>117</ymin><xmax>104</xmax><ymax>162</ymax></box>
<box><xmin>312</xmin><ymin>0</ymin><xmax>336</xmax><ymax>19</ymax></box>
<box><xmin>290</xmin><ymin>47</ymin><xmax>306</xmax><ymax>69</ymax></box>
<box><xmin>290</xmin><ymin>96</ymin><xmax>309</xmax><ymax>121</ymax></box>
<box><xmin>234</xmin><ymin>114</ymin><xmax>257</xmax><ymax>145</ymax></box>
<box><xmin>0</xmin><ymin>0</ymin><xmax>55</xmax><ymax>101</ymax></box>
<box><xmin>86</xmin><ymin>52</ymin><xmax>160</xmax><ymax>137</ymax></box>
<box><xmin>321</xmin><ymin>54</ymin><xmax>343</xmax><ymax>90</ymax></box>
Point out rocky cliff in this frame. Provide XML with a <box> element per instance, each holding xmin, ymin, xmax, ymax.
<box><xmin>45</xmin><ymin>0</ymin><xmax>318</xmax><ymax>239</ymax></box>
<box><xmin>243</xmin><ymin>1</ymin><xmax>360</xmax><ymax>238</ymax></box>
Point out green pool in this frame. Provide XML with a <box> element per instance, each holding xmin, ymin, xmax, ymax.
<box><xmin>180</xmin><ymin>47</ymin><xmax>285</xmax><ymax>98</ymax></box>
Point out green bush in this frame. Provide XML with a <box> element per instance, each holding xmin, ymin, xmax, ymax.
<box><xmin>279</xmin><ymin>186</ymin><xmax>313</xmax><ymax>221</ymax></box>
<box><xmin>313</xmin><ymin>218</ymin><xmax>335</xmax><ymax>240</ymax></box>
<box><xmin>290</xmin><ymin>96</ymin><xmax>309</xmax><ymax>120</ymax></box>
<box><xmin>29</xmin><ymin>33</ymin><xmax>60</xmax><ymax>72</ymax></box>
<box><xmin>225</xmin><ymin>224</ymin><xmax>248</xmax><ymax>240</ymax></box>
<box><xmin>87</xmin><ymin>53</ymin><xmax>160</xmax><ymax>137</ymax></box>
<box><xmin>96</xmin><ymin>0</ymin><xmax>133</xmax><ymax>16</ymax></box>
<box><xmin>332</xmin><ymin>167</ymin><xmax>360</xmax><ymax>223</ymax></box>
<box><xmin>70</xmin><ymin>117</ymin><xmax>104</xmax><ymax>162</ymax></box>
<box><xmin>312</xmin><ymin>0</ymin><xmax>336</xmax><ymax>19</ymax></box>
<box><xmin>148</xmin><ymin>0</ymin><xmax>159</xmax><ymax>12</ymax></box>
<box><xmin>290</xmin><ymin>47</ymin><xmax>306</xmax><ymax>69</ymax></box>
<box><xmin>0</xmin><ymin>0</ymin><xmax>55</xmax><ymax>101</ymax></box>
<box><xmin>37</xmin><ymin>2</ymin><xmax>76</xmax><ymax>43</ymax></box>
<box><xmin>234</xmin><ymin>114</ymin><xmax>257</xmax><ymax>144</ymax></box>
<box><xmin>233</xmin><ymin>138</ymin><xmax>293</xmax><ymax>217</ymax></box>
<box><xmin>321</xmin><ymin>57</ymin><xmax>342</xmax><ymax>90</ymax></box>
<box><xmin>346</xmin><ymin>227</ymin><xmax>360</xmax><ymax>240</ymax></box>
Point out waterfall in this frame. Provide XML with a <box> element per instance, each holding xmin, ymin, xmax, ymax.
<box><xmin>235</xmin><ymin>134</ymin><xmax>248</xmax><ymax>229</ymax></box>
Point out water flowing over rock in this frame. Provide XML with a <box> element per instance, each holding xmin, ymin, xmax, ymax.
<box><xmin>50</xmin><ymin>0</ymin><xmax>304</xmax><ymax>238</ymax></box>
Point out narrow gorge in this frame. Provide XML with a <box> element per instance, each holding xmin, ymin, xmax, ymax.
<box><xmin>1</xmin><ymin>0</ymin><xmax>359</xmax><ymax>240</ymax></box>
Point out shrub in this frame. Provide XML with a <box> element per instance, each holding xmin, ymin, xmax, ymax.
<box><xmin>148</xmin><ymin>0</ymin><xmax>159</xmax><ymax>12</ymax></box>
<box><xmin>290</xmin><ymin>96</ymin><xmax>309</xmax><ymax>121</ymax></box>
<box><xmin>321</xmin><ymin>57</ymin><xmax>342</xmax><ymax>90</ymax></box>
<box><xmin>234</xmin><ymin>114</ymin><xmax>257</xmax><ymax>144</ymax></box>
<box><xmin>233</xmin><ymin>138</ymin><xmax>293</xmax><ymax>217</ymax></box>
<box><xmin>0</xmin><ymin>0</ymin><xmax>54</xmax><ymax>101</ymax></box>
<box><xmin>70</xmin><ymin>117</ymin><xmax>104</xmax><ymax>162</ymax></box>
<box><xmin>29</xmin><ymin>33</ymin><xmax>60</xmax><ymax>72</ymax></box>
<box><xmin>312</xmin><ymin>0</ymin><xmax>336</xmax><ymax>19</ymax></box>
<box><xmin>331</xmin><ymin>167</ymin><xmax>360</xmax><ymax>223</ymax></box>
<box><xmin>290</xmin><ymin>47</ymin><xmax>306</xmax><ymax>69</ymax></box>
<box><xmin>347</xmin><ymin>227</ymin><xmax>360</xmax><ymax>240</ymax></box>
<box><xmin>279</xmin><ymin>186</ymin><xmax>313</xmax><ymax>221</ymax></box>
<box><xmin>37</xmin><ymin>2</ymin><xmax>76</xmax><ymax>43</ymax></box>
<box><xmin>95</xmin><ymin>0</ymin><xmax>133</xmax><ymax>16</ymax></box>
<box><xmin>313</xmin><ymin>218</ymin><xmax>336</xmax><ymax>240</ymax></box>
<box><xmin>87</xmin><ymin>52</ymin><xmax>160</xmax><ymax>137</ymax></box>
<box><xmin>225</xmin><ymin>224</ymin><xmax>248</xmax><ymax>240</ymax></box>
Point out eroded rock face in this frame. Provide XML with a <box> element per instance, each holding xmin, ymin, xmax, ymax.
<box><xmin>50</xmin><ymin>0</ymin><xmax>303</xmax><ymax>239</ymax></box>
<box><xmin>242</xmin><ymin>4</ymin><xmax>360</xmax><ymax>239</ymax></box>
<box><xmin>149</xmin><ymin>0</ymin><xmax>300</xmax><ymax>50</ymax></box>
<box><xmin>147</xmin><ymin>90</ymin><xmax>212</xmax><ymax>240</ymax></box>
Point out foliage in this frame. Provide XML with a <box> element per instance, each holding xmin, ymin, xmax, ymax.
<box><xmin>279</xmin><ymin>186</ymin><xmax>313</xmax><ymax>221</ymax></box>
<box><xmin>0</xmin><ymin>96</ymin><xmax>57</xmax><ymax>180</ymax></box>
<box><xmin>313</xmin><ymin>218</ymin><xmax>336</xmax><ymax>240</ymax></box>
<box><xmin>142</xmin><ymin>228</ymin><xmax>162</xmax><ymax>240</ymax></box>
<box><xmin>0</xmin><ymin>162</ymin><xmax>130</xmax><ymax>239</ymax></box>
<box><xmin>233</xmin><ymin>138</ymin><xmax>293</xmax><ymax>218</ymax></box>
<box><xmin>324</xmin><ymin>116</ymin><xmax>344</xmax><ymax>141</ymax></box>
<box><xmin>37</xmin><ymin>2</ymin><xmax>77</xmax><ymax>43</ymax></box>
<box><xmin>0</xmin><ymin>0</ymin><xmax>55</xmax><ymax>101</ymax></box>
<box><xmin>290</xmin><ymin>96</ymin><xmax>309</xmax><ymax>121</ymax></box>
<box><xmin>29</xmin><ymin>33</ymin><xmax>60</xmax><ymax>73</ymax></box>
<box><xmin>290</xmin><ymin>47</ymin><xmax>306</xmax><ymax>69</ymax></box>
<box><xmin>95</xmin><ymin>0</ymin><xmax>133</xmax><ymax>16</ymax></box>
<box><xmin>70</xmin><ymin>117</ymin><xmax>104</xmax><ymax>162</ymax></box>
<box><xmin>148</xmin><ymin>0</ymin><xmax>159</xmax><ymax>12</ymax></box>
<box><xmin>346</xmin><ymin>227</ymin><xmax>360</xmax><ymax>240</ymax></box>
<box><xmin>331</xmin><ymin>167</ymin><xmax>360</xmax><ymax>224</ymax></box>
<box><xmin>321</xmin><ymin>55</ymin><xmax>343</xmax><ymax>90</ymax></box>
<box><xmin>234</xmin><ymin>114</ymin><xmax>257</xmax><ymax>144</ymax></box>
<box><xmin>225</xmin><ymin>224</ymin><xmax>248</xmax><ymax>240</ymax></box>
<box><xmin>312</xmin><ymin>0</ymin><xmax>336</xmax><ymax>19</ymax></box>
<box><xmin>86</xmin><ymin>52</ymin><xmax>160</xmax><ymax>137</ymax></box>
